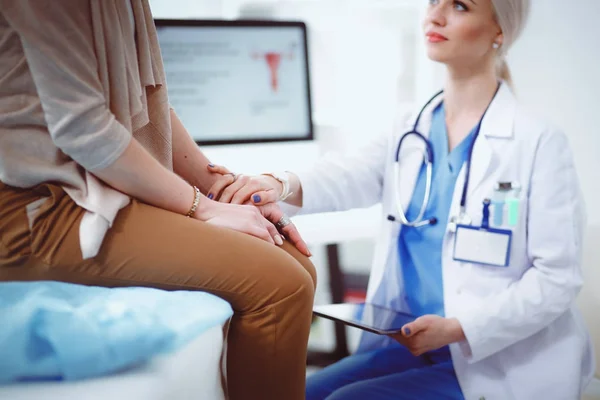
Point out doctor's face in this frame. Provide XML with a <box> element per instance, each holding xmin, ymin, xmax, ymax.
<box><xmin>423</xmin><ymin>0</ymin><xmax>502</xmax><ymax>70</ymax></box>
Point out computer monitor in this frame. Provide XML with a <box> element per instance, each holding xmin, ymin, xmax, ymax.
<box><xmin>154</xmin><ymin>19</ymin><xmax>314</xmax><ymax>146</ymax></box>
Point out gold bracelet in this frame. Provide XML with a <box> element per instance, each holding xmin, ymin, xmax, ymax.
<box><xmin>186</xmin><ymin>186</ymin><xmax>201</xmax><ymax>217</ymax></box>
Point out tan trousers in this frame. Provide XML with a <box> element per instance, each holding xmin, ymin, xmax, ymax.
<box><xmin>0</xmin><ymin>183</ymin><xmax>316</xmax><ymax>400</ymax></box>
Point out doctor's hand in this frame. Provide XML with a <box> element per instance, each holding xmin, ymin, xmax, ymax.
<box><xmin>206</xmin><ymin>164</ymin><xmax>282</xmax><ymax>205</ymax></box>
<box><xmin>389</xmin><ymin>315</ymin><xmax>466</xmax><ymax>356</ymax></box>
<box><xmin>205</xmin><ymin>164</ymin><xmax>310</xmax><ymax>256</ymax></box>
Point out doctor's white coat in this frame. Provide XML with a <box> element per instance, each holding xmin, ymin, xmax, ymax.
<box><xmin>296</xmin><ymin>84</ymin><xmax>595</xmax><ymax>399</ymax></box>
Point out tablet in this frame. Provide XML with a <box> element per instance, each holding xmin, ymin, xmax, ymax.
<box><xmin>313</xmin><ymin>303</ymin><xmax>416</xmax><ymax>335</ymax></box>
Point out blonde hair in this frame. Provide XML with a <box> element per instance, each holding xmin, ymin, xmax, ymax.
<box><xmin>490</xmin><ymin>0</ymin><xmax>530</xmax><ymax>87</ymax></box>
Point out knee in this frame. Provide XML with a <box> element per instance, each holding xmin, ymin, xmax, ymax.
<box><xmin>292</xmin><ymin>262</ymin><xmax>315</xmax><ymax>305</ymax></box>
<box><xmin>301</xmin><ymin>256</ymin><xmax>317</xmax><ymax>291</ymax></box>
<box><xmin>264</xmin><ymin>248</ymin><xmax>315</xmax><ymax>303</ymax></box>
<box><xmin>280</xmin><ymin>259</ymin><xmax>315</xmax><ymax>313</ymax></box>
<box><xmin>281</xmin><ymin>241</ymin><xmax>317</xmax><ymax>291</ymax></box>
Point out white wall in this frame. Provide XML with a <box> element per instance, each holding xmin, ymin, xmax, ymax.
<box><xmin>508</xmin><ymin>0</ymin><xmax>600</xmax><ymax>226</ymax></box>
<box><xmin>149</xmin><ymin>0</ymin><xmax>224</xmax><ymax>19</ymax></box>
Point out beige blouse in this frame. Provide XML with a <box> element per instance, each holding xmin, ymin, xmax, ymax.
<box><xmin>0</xmin><ymin>0</ymin><xmax>173</xmax><ymax>258</ymax></box>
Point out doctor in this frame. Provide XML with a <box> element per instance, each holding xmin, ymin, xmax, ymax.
<box><xmin>206</xmin><ymin>0</ymin><xmax>594</xmax><ymax>398</ymax></box>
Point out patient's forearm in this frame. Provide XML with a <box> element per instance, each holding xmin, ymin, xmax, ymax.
<box><xmin>170</xmin><ymin>109</ymin><xmax>220</xmax><ymax>195</ymax></box>
<box><xmin>94</xmin><ymin>138</ymin><xmax>202</xmax><ymax>216</ymax></box>
<box><xmin>169</xmin><ymin>107</ymin><xmax>305</xmax><ymax>208</ymax></box>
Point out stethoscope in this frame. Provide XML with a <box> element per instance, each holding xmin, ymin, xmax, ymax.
<box><xmin>387</xmin><ymin>83</ymin><xmax>501</xmax><ymax>231</ymax></box>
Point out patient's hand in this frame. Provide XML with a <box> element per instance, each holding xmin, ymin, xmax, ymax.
<box><xmin>256</xmin><ymin>203</ymin><xmax>311</xmax><ymax>257</ymax></box>
<box><xmin>206</xmin><ymin>164</ymin><xmax>310</xmax><ymax>257</ymax></box>
<box><xmin>206</xmin><ymin>164</ymin><xmax>282</xmax><ymax>205</ymax></box>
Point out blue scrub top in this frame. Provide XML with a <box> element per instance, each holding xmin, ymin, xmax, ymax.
<box><xmin>398</xmin><ymin>102</ymin><xmax>477</xmax><ymax>318</ymax></box>
<box><xmin>356</xmin><ymin>102</ymin><xmax>479</xmax><ymax>356</ymax></box>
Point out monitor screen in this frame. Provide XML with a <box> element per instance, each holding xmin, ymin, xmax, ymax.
<box><xmin>154</xmin><ymin>19</ymin><xmax>313</xmax><ymax>145</ymax></box>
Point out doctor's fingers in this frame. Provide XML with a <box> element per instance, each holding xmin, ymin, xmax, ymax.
<box><xmin>207</xmin><ymin>174</ymin><xmax>236</xmax><ymax>201</ymax></box>
<box><xmin>403</xmin><ymin>335</ymin><xmax>429</xmax><ymax>356</ymax></box>
<box><xmin>402</xmin><ymin>315</ymin><xmax>434</xmax><ymax>338</ymax></box>
<box><xmin>207</xmin><ymin>163</ymin><xmax>231</xmax><ymax>175</ymax></box>
<box><xmin>220</xmin><ymin>175</ymin><xmax>253</xmax><ymax>203</ymax></box>
<box><xmin>388</xmin><ymin>333</ymin><xmax>426</xmax><ymax>355</ymax></box>
<box><xmin>389</xmin><ymin>332</ymin><xmax>410</xmax><ymax>347</ymax></box>
<box><xmin>232</xmin><ymin>184</ymin><xmax>279</xmax><ymax>206</ymax></box>
<box><xmin>407</xmin><ymin>345</ymin><xmax>427</xmax><ymax>357</ymax></box>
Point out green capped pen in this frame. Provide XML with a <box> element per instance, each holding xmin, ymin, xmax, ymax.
<box><xmin>506</xmin><ymin>183</ymin><xmax>521</xmax><ymax>227</ymax></box>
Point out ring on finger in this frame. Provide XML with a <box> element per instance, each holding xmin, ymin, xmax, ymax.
<box><xmin>275</xmin><ymin>214</ymin><xmax>292</xmax><ymax>230</ymax></box>
<box><xmin>227</xmin><ymin>172</ymin><xmax>240</xmax><ymax>182</ymax></box>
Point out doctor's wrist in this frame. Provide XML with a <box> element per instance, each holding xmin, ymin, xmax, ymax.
<box><xmin>447</xmin><ymin>318</ymin><xmax>466</xmax><ymax>343</ymax></box>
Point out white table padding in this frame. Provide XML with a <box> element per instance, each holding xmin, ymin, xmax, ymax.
<box><xmin>0</xmin><ymin>323</ymin><xmax>227</xmax><ymax>400</ymax></box>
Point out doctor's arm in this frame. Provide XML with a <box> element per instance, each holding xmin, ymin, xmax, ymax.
<box><xmin>453</xmin><ymin>128</ymin><xmax>585</xmax><ymax>363</ymax></box>
<box><xmin>289</xmin><ymin>133</ymin><xmax>390</xmax><ymax>214</ymax></box>
<box><xmin>207</xmin><ymin>131</ymin><xmax>390</xmax><ymax>214</ymax></box>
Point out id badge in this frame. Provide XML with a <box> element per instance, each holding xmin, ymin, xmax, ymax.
<box><xmin>453</xmin><ymin>224</ymin><xmax>512</xmax><ymax>267</ymax></box>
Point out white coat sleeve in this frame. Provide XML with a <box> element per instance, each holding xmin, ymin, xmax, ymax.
<box><xmin>455</xmin><ymin>128</ymin><xmax>585</xmax><ymax>363</ymax></box>
<box><xmin>294</xmin><ymin>131</ymin><xmax>390</xmax><ymax>215</ymax></box>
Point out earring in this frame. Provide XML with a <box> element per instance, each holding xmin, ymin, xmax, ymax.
<box><xmin>493</xmin><ymin>42</ymin><xmax>500</xmax><ymax>49</ymax></box>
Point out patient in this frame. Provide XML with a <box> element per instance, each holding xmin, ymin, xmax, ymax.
<box><xmin>0</xmin><ymin>1</ymin><xmax>314</xmax><ymax>399</ymax></box>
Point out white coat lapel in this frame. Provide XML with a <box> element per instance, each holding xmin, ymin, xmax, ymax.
<box><xmin>465</xmin><ymin>134</ymin><xmax>494</xmax><ymax>199</ymax></box>
<box><xmin>466</xmin><ymin>82</ymin><xmax>516</xmax><ymax>198</ymax></box>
